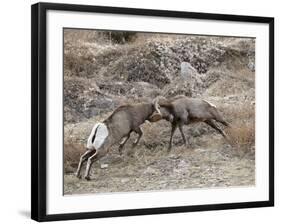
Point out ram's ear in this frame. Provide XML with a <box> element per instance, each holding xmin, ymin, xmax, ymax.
<box><xmin>148</xmin><ymin>113</ymin><xmax>162</xmax><ymax>122</ymax></box>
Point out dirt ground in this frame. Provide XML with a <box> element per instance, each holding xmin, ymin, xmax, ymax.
<box><xmin>64</xmin><ymin>133</ymin><xmax>255</xmax><ymax>195</ymax></box>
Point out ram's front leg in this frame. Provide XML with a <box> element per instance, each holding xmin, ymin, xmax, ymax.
<box><xmin>178</xmin><ymin>123</ymin><xmax>188</xmax><ymax>147</ymax></box>
<box><xmin>168</xmin><ymin>122</ymin><xmax>177</xmax><ymax>151</ymax></box>
<box><xmin>132</xmin><ymin>127</ymin><xmax>143</xmax><ymax>147</ymax></box>
<box><xmin>118</xmin><ymin>132</ymin><xmax>131</xmax><ymax>155</ymax></box>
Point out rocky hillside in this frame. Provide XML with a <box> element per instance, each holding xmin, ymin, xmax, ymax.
<box><xmin>64</xmin><ymin>30</ymin><xmax>255</xmax><ymax>124</ymax></box>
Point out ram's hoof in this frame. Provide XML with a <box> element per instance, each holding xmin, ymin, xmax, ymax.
<box><xmin>75</xmin><ymin>173</ymin><xmax>82</xmax><ymax>179</ymax></box>
<box><xmin>118</xmin><ymin>147</ymin><xmax>123</xmax><ymax>156</ymax></box>
<box><xmin>84</xmin><ymin>176</ymin><xmax>91</xmax><ymax>181</ymax></box>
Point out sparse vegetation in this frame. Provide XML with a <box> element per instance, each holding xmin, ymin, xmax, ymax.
<box><xmin>63</xmin><ymin>29</ymin><xmax>255</xmax><ymax>194</ymax></box>
<box><xmin>225</xmin><ymin>104</ymin><xmax>255</xmax><ymax>154</ymax></box>
<box><xmin>97</xmin><ymin>31</ymin><xmax>137</xmax><ymax>44</ymax></box>
<box><xmin>227</xmin><ymin>121</ymin><xmax>255</xmax><ymax>152</ymax></box>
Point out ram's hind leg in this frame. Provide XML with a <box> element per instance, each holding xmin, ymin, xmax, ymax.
<box><xmin>211</xmin><ymin>108</ymin><xmax>230</xmax><ymax>127</ymax></box>
<box><xmin>84</xmin><ymin>140</ymin><xmax>111</xmax><ymax>180</ymax></box>
<box><xmin>75</xmin><ymin>149</ymin><xmax>95</xmax><ymax>179</ymax></box>
<box><xmin>205</xmin><ymin>119</ymin><xmax>227</xmax><ymax>139</ymax></box>
<box><xmin>178</xmin><ymin>111</ymin><xmax>189</xmax><ymax>147</ymax></box>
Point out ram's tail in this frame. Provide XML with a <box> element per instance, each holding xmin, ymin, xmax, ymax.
<box><xmin>87</xmin><ymin>123</ymin><xmax>109</xmax><ymax>150</ymax></box>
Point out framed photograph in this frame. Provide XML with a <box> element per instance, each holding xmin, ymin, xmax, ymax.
<box><xmin>31</xmin><ymin>2</ymin><xmax>274</xmax><ymax>222</ymax></box>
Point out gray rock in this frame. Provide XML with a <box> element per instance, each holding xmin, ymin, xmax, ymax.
<box><xmin>121</xmin><ymin>178</ymin><xmax>130</xmax><ymax>183</ymax></box>
<box><xmin>181</xmin><ymin>62</ymin><xmax>197</xmax><ymax>80</ymax></box>
<box><xmin>100</xmin><ymin>164</ymin><xmax>108</xmax><ymax>169</ymax></box>
<box><xmin>143</xmin><ymin>167</ymin><xmax>156</xmax><ymax>175</ymax></box>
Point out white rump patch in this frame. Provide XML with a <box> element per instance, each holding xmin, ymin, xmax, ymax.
<box><xmin>203</xmin><ymin>100</ymin><xmax>217</xmax><ymax>108</ymax></box>
<box><xmin>87</xmin><ymin>122</ymin><xmax>109</xmax><ymax>150</ymax></box>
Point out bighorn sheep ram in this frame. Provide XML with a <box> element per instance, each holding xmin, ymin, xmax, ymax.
<box><xmin>75</xmin><ymin>98</ymin><xmax>161</xmax><ymax>180</ymax></box>
<box><xmin>149</xmin><ymin>95</ymin><xmax>230</xmax><ymax>150</ymax></box>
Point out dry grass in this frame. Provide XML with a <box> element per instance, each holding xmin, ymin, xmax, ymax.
<box><xmin>223</xmin><ymin>103</ymin><xmax>255</xmax><ymax>153</ymax></box>
<box><xmin>64</xmin><ymin>143</ymin><xmax>85</xmax><ymax>173</ymax></box>
<box><xmin>227</xmin><ymin>121</ymin><xmax>255</xmax><ymax>153</ymax></box>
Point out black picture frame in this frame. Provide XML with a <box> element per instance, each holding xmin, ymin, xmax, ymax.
<box><xmin>31</xmin><ymin>2</ymin><xmax>274</xmax><ymax>222</ymax></box>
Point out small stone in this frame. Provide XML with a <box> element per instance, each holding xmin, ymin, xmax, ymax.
<box><xmin>178</xmin><ymin>160</ymin><xmax>188</xmax><ymax>168</ymax></box>
<box><xmin>121</xmin><ymin>178</ymin><xmax>129</xmax><ymax>183</ymax></box>
<box><xmin>144</xmin><ymin>167</ymin><xmax>156</xmax><ymax>175</ymax></box>
<box><xmin>100</xmin><ymin>164</ymin><xmax>108</xmax><ymax>169</ymax></box>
